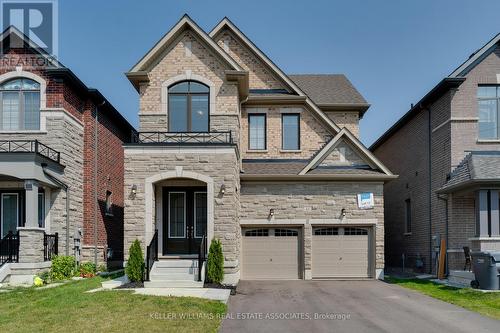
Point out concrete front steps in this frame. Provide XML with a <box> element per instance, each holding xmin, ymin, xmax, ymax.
<box><xmin>144</xmin><ymin>259</ymin><xmax>205</xmax><ymax>288</ymax></box>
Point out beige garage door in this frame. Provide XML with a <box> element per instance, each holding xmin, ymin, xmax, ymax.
<box><xmin>312</xmin><ymin>227</ymin><xmax>370</xmax><ymax>278</ymax></box>
<box><xmin>242</xmin><ymin>228</ymin><xmax>300</xmax><ymax>280</ymax></box>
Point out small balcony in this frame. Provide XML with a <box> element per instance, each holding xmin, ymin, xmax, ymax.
<box><xmin>131</xmin><ymin>131</ymin><xmax>234</xmax><ymax>146</ymax></box>
<box><xmin>0</xmin><ymin>140</ymin><xmax>61</xmax><ymax>164</ymax></box>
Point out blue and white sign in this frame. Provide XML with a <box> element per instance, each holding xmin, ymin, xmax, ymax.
<box><xmin>357</xmin><ymin>192</ymin><xmax>374</xmax><ymax>209</ymax></box>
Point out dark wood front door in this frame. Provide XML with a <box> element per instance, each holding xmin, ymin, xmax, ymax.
<box><xmin>163</xmin><ymin>187</ymin><xmax>207</xmax><ymax>255</ymax></box>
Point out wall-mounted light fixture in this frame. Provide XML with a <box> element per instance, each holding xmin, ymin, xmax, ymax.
<box><xmin>220</xmin><ymin>183</ymin><xmax>226</xmax><ymax>195</ymax></box>
<box><xmin>269</xmin><ymin>208</ymin><xmax>275</xmax><ymax>219</ymax></box>
<box><xmin>341</xmin><ymin>208</ymin><xmax>347</xmax><ymax>218</ymax></box>
<box><xmin>131</xmin><ymin>184</ymin><xmax>137</xmax><ymax>196</ymax></box>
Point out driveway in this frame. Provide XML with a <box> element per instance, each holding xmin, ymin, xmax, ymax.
<box><xmin>220</xmin><ymin>280</ymin><xmax>499</xmax><ymax>333</ymax></box>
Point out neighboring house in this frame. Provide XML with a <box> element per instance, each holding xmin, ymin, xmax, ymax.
<box><xmin>0</xmin><ymin>27</ymin><xmax>134</xmax><ymax>284</ymax></box>
<box><xmin>124</xmin><ymin>15</ymin><xmax>394</xmax><ymax>287</ymax></box>
<box><xmin>371</xmin><ymin>33</ymin><xmax>500</xmax><ymax>273</ymax></box>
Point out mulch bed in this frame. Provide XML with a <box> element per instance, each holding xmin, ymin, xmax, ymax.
<box><xmin>116</xmin><ymin>281</ymin><xmax>144</xmax><ymax>289</ymax></box>
<box><xmin>204</xmin><ymin>282</ymin><xmax>237</xmax><ymax>295</ymax></box>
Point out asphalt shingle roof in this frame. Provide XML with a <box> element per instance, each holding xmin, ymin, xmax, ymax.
<box><xmin>288</xmin><ymin>74</ymin><xmax>368</xmax><ymax>105</ymax></box>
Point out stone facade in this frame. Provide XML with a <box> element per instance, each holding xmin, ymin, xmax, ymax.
<box><xmin>18</xmin><ymin>228</ymin><xmax>45</xmax><ymax>263</ymax></box>
<box><xmin>325</xmin><ymin>111</ymin><xmax>360</xmax><ymax>138</ymax></box>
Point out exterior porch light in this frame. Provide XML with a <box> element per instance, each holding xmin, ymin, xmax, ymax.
<box><xmin>131</xmin><ymin>184</ymin><xmax>137</xmax><ymax>196</ymax></box>
<box><xmin>341</xmin><ymin>208</ymin><xmax>347</xmax><ymax>218</ymax></box>
<box><xmin>269</xmin><ymin>208</ymin><xmax>275</xmax><ymax>218</ymax></box>
<box><xmin>220</xmin><ymin>183</ymin><xmax>226</xmax><ymax>195</ymax></box>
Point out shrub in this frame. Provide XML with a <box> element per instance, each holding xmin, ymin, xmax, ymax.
<box><xmin>126</xmin><ymin>240</ymin><xmax>144</xmax><ymax>282</ymax></box>
<box><xmin>207</xmin><ymin>238</ymin><xmax>224</xmax><ymax>284</ymax></box>
<box><xmin>97</xmin><ymin>264</ymin><xmax>107</xmax><ymax>273</ymax></box>
<box><xmin>50</xmin><ymin>255</ymin><xmax>76</xmax><ymax>281</ymax></box>
<box><xmin>79</xmin><ymin>262</ymin><xmax>97</xmax><ymax>278</ymax></box>
<box><xmin>38</xmin><ymin>270</ymin><xmax>51</xmax><ymax>284</ymax></box>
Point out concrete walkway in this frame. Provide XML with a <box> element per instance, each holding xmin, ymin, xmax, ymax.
<box><xmin>221</xmin><ymin>280</ymin><xmax>500</xmax><ymax>333</ymax></box>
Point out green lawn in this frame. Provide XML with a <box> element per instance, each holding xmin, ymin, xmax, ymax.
<box><xmin>0</xmin><ymin>276</ymin><xmax>226</xmax><ymax>333</ymax></box>
<box><xmin>386</xmin><ymin>277</ymin><xmax>500</xmax><ymax>320</ymax></box>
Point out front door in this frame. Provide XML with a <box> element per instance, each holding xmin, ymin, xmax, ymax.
<box><xmin>1</xmin><ymin>193</ymin><xmax>19</xmax><ymax>238</ymax></box>
<box><xmin>163</xmin><ymin>187</ymin><xmax>207</xmax><ymax>255</ymax></box>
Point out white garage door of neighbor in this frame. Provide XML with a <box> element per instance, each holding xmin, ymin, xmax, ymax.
<box><xmin>242</xmin><ymin>228</ymin><xmax>300</xmax><ymax>280</ymax></box>
<box><xmin>312</xmin><ymin>227</ymin><xmax>370</xmax><ymax>278</ymax></box>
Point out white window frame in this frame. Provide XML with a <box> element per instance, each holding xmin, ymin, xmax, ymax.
<box><xmin>194</xmin><ymin>191</ymin><xmax>207</xmax><ymax>239</ymax></box>
<box><xmin>1</xmin><ymin>193</ymin><xmax>19</xmax><ymax>238</ymax></box>
<box><xmin>168</xmin><ymin>191</ymin><xmax>186</xmax><ymax>239</ymax></box>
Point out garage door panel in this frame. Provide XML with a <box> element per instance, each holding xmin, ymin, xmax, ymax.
<box><xmin>242</xmin><ymin>229</ymin><xmax>300</xmax><ymax>280</ymax></box>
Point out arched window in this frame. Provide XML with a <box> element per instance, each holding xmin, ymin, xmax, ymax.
<box><xmin>0</xmin><ymin>78</ymin><xmax>41</xmax><ymax>130</ymax></box>
<box><xmin>168</xmin><ymin>81</ymin><xmax>209</xmax><ymax>132</ymax></box>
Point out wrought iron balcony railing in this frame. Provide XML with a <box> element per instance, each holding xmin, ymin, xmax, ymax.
<box><xmin>132</xmin><ymin>131</ymin><xmax>233</xmax><ymax>145</ymax></box>
<box><xmin>0</xmin><ymin>140</ymin><xmax>61</xmax><ymax>163</ymax></box>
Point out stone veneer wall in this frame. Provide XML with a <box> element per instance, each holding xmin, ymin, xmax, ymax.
<box><xmin>239</xmin><ymin>182</ymin><xmax>385</xmax><ymax>273</ymax></box>
<box><xmin>325</xmin><ymin>111</ymin><xmax>360</xmax><ymax>138</ymax></box>
<box><xmin>123</xmin><ymin>148</ymin><xmax>241</xmax><ymax>282</ymax></box>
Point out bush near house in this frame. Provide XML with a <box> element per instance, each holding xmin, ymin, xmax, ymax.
<box><xmin>50</xmin><ymin>255</ymin><xmax>76</xmax><ymax>281</ymax></box>
<box><xmin>79</xmin><ymin>262</ymin><xmax>97</xmax><ymax>278</ymax></box>
<box><xmin>207</xmin><ymin>239</ymin><xmax>224</xmax><ymax>284</ymax></box>
<box><xmin>126</xmin><ymin>240</ymin><xmax>144</xmax><ymax>282</ymax></box>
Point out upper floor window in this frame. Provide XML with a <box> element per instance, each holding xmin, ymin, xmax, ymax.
<box><xmin>248</xmin><ymin>113</ymin><xmax>266</xmax><ymax>150</ymax></box>
<box><xmin>168</xmin><ymin>81</ymin><xmax>209</xmax><ymax>132</ymax></box>
<box><xmin>0</xmin><ymin>78</ymin><xmax>41</xmax><ymax>130</ymax></box>
<box><xmin>478</xmin><ymin>85</ymin><xmax>500</xmax><ymax>139</ymax></box>
<box><xmin>282</xmin><ymin>114</ymin><xmax>300</xmax><ymax>150</ymax></box>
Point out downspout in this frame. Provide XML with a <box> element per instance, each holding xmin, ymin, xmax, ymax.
<box><xmin>42</xmin><ymin>167</ymin><xmax>70</xmax><ymax>255</ymax></box>
<box><xmin>427</xmin><ymin>105</ymin><xmax>433</xmax><ymax>274</ymax></box>
<box><xmin>94</xmin><ymin>101</ymin><xmax>106</xmax><ymax>267</ymax></box>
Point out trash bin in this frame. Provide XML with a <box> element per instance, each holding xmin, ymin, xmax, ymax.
<box><xmin>471</xmin><ymin>251</ymin><xmax>500</xmax><ymax>290</ymax></box>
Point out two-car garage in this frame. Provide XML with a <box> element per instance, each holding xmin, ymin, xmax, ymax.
<box><xmin>241</xmin><ymin>226</ymin><xmax>372</xmax><ymax>280</ymax></box>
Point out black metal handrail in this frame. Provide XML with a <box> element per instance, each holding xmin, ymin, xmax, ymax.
<box><xmin>132</xmin><ymin>131</ymin><xmax>233</xmax><ymax>145</ymax></box>
<box><xmin>198</xmin><ymin>234</ymin><xmax>207</xmax><ymax>282</ymax></box>
<box><xmin>43</xmin><ymin>232</ymin><xmax>58</xmax><ymax>261</ymax></box>
<box><xmin>145</xmin><ymin>229</ymin><xmax>158</xmax><ymax>281</ymax></box>
<box><xmin>0</xmin><ymin>140</ymin><xmax>61</xmax><ymax>163</ymax></box>
<box><xmin>0</xmin><ymin>231</ymin><xmax>19</xmax><ymax>267</ymax></box>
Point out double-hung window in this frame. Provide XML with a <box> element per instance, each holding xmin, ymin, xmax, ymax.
<box><xmin>248</xmin><ymin>114</ymin><xmax>266</xmax><ymax>150</ymax></box>
<box><xmin>168</xmin><ymin>81</ymin><xmax>209</xmax><ymax>132</ymax></box>
<box><xmin>478</xmin><ymin>86</ymin><xmax>500</xmax><ymax>140</ymax></box>
<box><xmin>282</xmin><ymin>114</ymin><xmax>300</xmax><ymax>150</ymax></box>
<box><xmin>0</xmin><ymin>78</ymin><xmax>41</xmax><ymax>130</ymax></box>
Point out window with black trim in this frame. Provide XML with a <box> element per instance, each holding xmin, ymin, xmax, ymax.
<box><xmin>314</xmin><ymin>227</ymin><xmax>339</xmax><ymax>235</ymax></box>
<box><xmin>105</xmin><ymin>191</ymin><xmax>113</xmax><ymax>216</ymax></box>
<box><xmin>282</xmin><ymin>113</ymin><xmax>300</xmax><ymax>150</ymax></box>
<box><xmin>0</xmin><ymin>78</ymin><xmax>41</xmax><ymax>130</ymax></box>
<box><xmin>168</xmin><ymin>81</ymin><xmax>209</xmax><ymax>132</ymax></box>
<box><xmin>274</xmin><ymin>229</ymin><xmax>298</xmax><ymax>237</ymax></box>
<box><xmin>344</xmin><ymin>227</ymin><xmax>368</xmax><ymax>235</ymax></box>
<box><xmin>248</xmin><ymin>114</ymin><xmax>266</xmax><ymax>150</ymax></box>
<box><xmin>405</xmin><ymin>199</ymin><xmax>411</xmax><ymax>233</ymax></box>
<box><xmin>245</xmin><ymin>229</ymin><xmax>269</xmax><ymax>237</ymax></box>
<box><xmin>38</xmin><ymin>191</ymin><xmax>45</xmax><ymax>228</ymax></box>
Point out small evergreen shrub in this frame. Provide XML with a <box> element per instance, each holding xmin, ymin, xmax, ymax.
<box><xmin>207</xmin><ymin>238</ymin><xmax>224</xmax><ymax>284</ymax></box>
<box><xmin>79</xmin><ymin>262</ymin><xmax>97</xmax><ymax>278</ymax></box>
<box><xmin>50</xmin><ymin>255</ymin><xmax>76</xmax><ymax>280</ymax></box>
<box><xmin>126</xmin><ymin>240</ymin><xmax>144</xmax><ymax>282</ymax></box>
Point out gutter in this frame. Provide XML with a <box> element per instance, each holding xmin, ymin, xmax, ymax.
<box><xmin>42</xmin><ymin>167</ymin><xmax>70</xmax><ymax>256</ymax></box>
<box><xmin>240</xmin><ymin>174</ymin><xmax>398</xmax><ymax>181</ymax></box>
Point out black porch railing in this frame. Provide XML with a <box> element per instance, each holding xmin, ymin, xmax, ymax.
<box><xmin>0</xmin><ymin>140</ymin><xmax>61</xmax><ymax>163</ymax></box>
<box><xmin>44</xmin><ymin>232</ymin><xmax>59</xmax><ymax>261</ymax></box>
<box><xmin>145</xmin><ymin>229</ymin><xmax>158</xmax><ymax>281</ymax></box>
<box><xmin>0</xmin><ymin>231</ymin><xmax>19</xmax><ymax>268</ymax></box>
<box><xmin>198</xmin><ymin>234</ymin><xmax>207</xmax><ymax>282</ymax></box>
<box><xmin>132</xmin><ymin>131</ymin><xmax>233</xmax><ymax>145</ymax></box>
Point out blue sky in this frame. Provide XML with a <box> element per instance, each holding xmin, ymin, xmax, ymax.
<box><xmin>59</xmin><ymin>0</ymin><xmax>500</xmax><ymax>145</ymax></box>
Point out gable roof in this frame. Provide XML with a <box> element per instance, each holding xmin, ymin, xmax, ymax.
<box><xmin>128</xmin><ymin>14</ymin><xmax>243</xmax><ymax>75</ymax></box>
<box><xmin>300</xmin><ymin>128</ymin><xmax>393</xmax><ymax>176</ymax></box>
<box><xmin>209</xmin><ymin>17</ymin><xmax>341</xmax><ymax>133</ymax></box>
<box><xmin>288</xmin><ymin>74</ymin><xmax>370</xmax><ymax>113</ymax></box>
<box><xmin>449</xmin><ymin>33</ymin><xmax>500</xmax><ymax>77</ymax></box>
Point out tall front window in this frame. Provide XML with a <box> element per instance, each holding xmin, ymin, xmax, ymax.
<box><xmin>0</xmin><ymin>78</ymin><xmax>41</xmax><ymax>130</ymax></box>
<box><xmin>282</xmin><ymin>114</ymin><xmax>300</xmax><ymax>150</ymax></box>
<box><xmin>478</xmin><ymin>86</ymin><xmax>500</xmax><ymax>139</ymax></box>
<box><xmin>168</xmin><ymin>81</ymin><xmax>209</xmax><ymax>132</ymax></box>
<box><xmin>248</xmin><ymin>114</ymin><xmax>266</xmax><ymax>150</ymax></box>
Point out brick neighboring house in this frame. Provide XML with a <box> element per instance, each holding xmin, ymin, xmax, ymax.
<box><xmin>124</xmin><ymin>15</ymin><xmax>395</xmax><ymax>287</ymax></box>
<box><xmin>371</xmin><ymin>33</ymin><xmax>500</xmax><ymax>273</ymax></box>
<box><xmin>0</xmin><ymin>27</ymin><xmax>134</xmax><ymax>284</ymax></box>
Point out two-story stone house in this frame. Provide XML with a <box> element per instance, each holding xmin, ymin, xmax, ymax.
<box><xmin>124</xmin><ymin>15</ymin><xmax>395</xmax><ymax>286</ymax></box>
<box><xmin>371</xmin><ymin>33</ymin><xmax>500</xmax><ymax>273</ymax></box>
<box><xmin>0</xmin><ymin>27</ymin><xmax>134</xmax><ymax>284</ymax></box>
